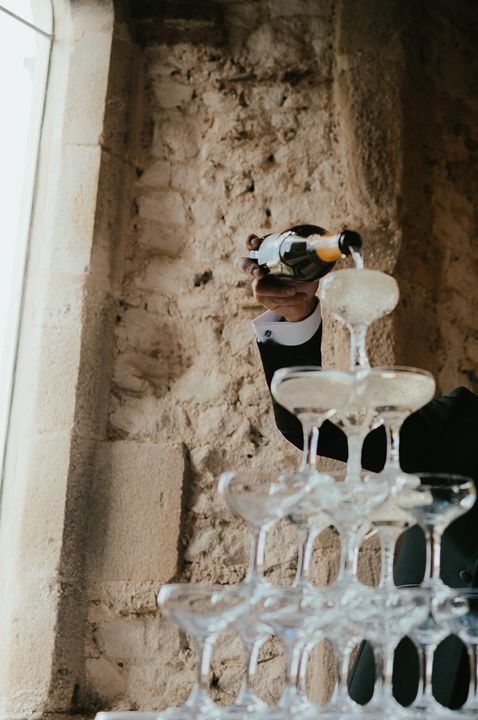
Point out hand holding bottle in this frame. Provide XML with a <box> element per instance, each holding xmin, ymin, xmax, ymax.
<box><xmin>235</xmin><ymin>233</ymin><xmax>319</xmax><ymax>323</ymax></box>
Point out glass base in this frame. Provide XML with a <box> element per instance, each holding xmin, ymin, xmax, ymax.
<box><xmin>221</xmin><ymin>703</ymin><xmax>268</xmax><ymax>718</ymax></box>
<box><xmin>428</xmin><ymin>712</ymin><xmax>478</xmax><ymax>720</ymax></box>
<box><xmin>222</xmin><ymin>690</ymin><xmax>269</xmax><ymax>717</ymax></box>
<box><xmin>158</xmin><ymin>697</ymin><xmax>221</xmax><ymax>719</ymax></box>
<box><xmin>317</xmin><ymin>699</ymin><xmax>375</xmax><ymax>719</ymax></box>
<box><xmin>401</xmin><ymin>708</ymin><xmax>461</xmax><ymax>720</ymax></box>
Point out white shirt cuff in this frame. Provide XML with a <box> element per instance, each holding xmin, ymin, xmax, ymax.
<box><xmin>252</xmin><ymin>303</ymin><xmax>321</xmax><ymax>346</ymax></box>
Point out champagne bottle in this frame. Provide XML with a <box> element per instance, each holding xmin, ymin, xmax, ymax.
<box><xmin>249</xmin><ymin>224</ymin><xmax>362</xmax><ymax>282</ymax></box>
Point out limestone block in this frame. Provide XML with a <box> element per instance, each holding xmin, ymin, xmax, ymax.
<box><xmin>47</xmin><ymin>144</ymin><xmax>104</xmax><ymax>275</ymax></box>
<box><xmin>89</xmin><ymin>580</ymin><xmax>160</xmax><ymax>617</ymax></box>
<box><xmin>94</xmin><ymin>615</ymin><xmax>157</xmax><ymax>659</ymax></box>
<box><xmin>85</xmin><ymin>657</ymin><xmax>126</xmax><ymax>703</ymax></box>
<box><xmin>245</xmin><ymin>22</ymin><xmax>306</xmax><ymax>69</ymax></box>
<box><xmin>201</xmin><ymin>90</ymin><xmax>238</xmax><ymax>114</ymax></box>
<box><xmin>62</xmin><ymin>7</ymin><xmax>114</xmax><ymax>146</ymax></box>
<box><xmin>172</xmin><ymin>361</ymin><xmax>229</xmax><ymax>403</ymax></box>
<box><xmin>152</xmin><ymin>117</ymin><xmax>200</xmax><ymax>161</ymax></box>
<box><xmin>190</xmin><ymin>198</ymin><xmax>224</xmax><ymax>226</ymax></box>
<box><xmin>136</xmin><ymin>160</ymin><xmax>172</xmax><ymax>188</ymax></box>
<box><xmin>136</xmin><ymin>220</ymin><xmax>184</xmax><ymax>256</ymax></box>
<box><xmin>138</xmin><ymin>192</ymin><xmax>186</xmax><ymax>225</ymax></box>
<box><xmin>32</xmin><ymin>283</ymin><xmax>114</xmax><ymax>437</ymax></box>
<box><xmin>126</xmin><ymin>657</ymin><xmax>194</xmax><ymax>709</ymax></box>
<box><xmin>134</xmin><ymin>256</ymin><xmax>187</xmax><ymax>295</ymax></box>
<box><xmin>151</xmin><ymin>76</ymin><xmax>193</xmax><ymax>108</ymax></box>
<box><xmin>88</xmin><ymin>441</ymin><xmax>185</xmax><ymax>582</ymax></box>
<box><xmin>9</xmin><ymin>434</ymin><xmax>83</xmax><ymax>577</ymax></box>
<box><xmin>109</xmin><ymin>395</ymin><xmax>163</xmax><ymax>437</ymax></box>
<box><xmin>0</xmin><ymin>576</ymin><xmax>59</xmax><ymax>715</ymax></box>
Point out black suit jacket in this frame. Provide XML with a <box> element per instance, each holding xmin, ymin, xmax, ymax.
<box><xmin>257</xmin><ymin>324</ymin><xmax>478</xmax><ymax>707</ymax></box>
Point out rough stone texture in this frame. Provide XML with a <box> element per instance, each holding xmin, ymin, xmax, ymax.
<box><xmin>393</xmin><ymin>1</ymin><xmax>478</xmax><ymax>394</ymax></box>
<box><xmin>87</xmin><ymin>0</ymin><xmax>404</xmax><ymax>711</ymax></box>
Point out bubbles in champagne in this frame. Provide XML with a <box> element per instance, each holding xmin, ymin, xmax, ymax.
<box><xmin>362</xmin><ymin>368</ymin><xmax>436</xmax><ymax>416</ymax></box>
<box><xmin>272</xmin><ymin>370</ymin><xmax>354</xmax><ymax>417</ymax></box>
<box><xmin>319</xmin><ymin>268</ymin><xmax>399</xmax><ymax>327</ymax></box>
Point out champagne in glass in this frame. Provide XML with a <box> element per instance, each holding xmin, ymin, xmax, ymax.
<box><xmin>358</xmin><ymin>366</ymin><xmax>436</xmax><ymax>481</ymax></box>
<box><xmin>319</xmin><ymin>268</ymin><xmax>399</xmax><ymax>368</ymax></box>
<box><xmin>271</xmin><ymin>366</ymin><xmax>354</xmax><ymax>476</ymax></box>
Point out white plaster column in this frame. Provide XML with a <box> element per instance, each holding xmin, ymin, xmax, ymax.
<box><xmin>0</xmin><ymin>2</ymin><xmax>115</xmax><ymax>717</ymax></box>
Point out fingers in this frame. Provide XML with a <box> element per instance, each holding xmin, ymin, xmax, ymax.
<box><xmin>234</xmin><ymin>255</ymin><xmax>266</xmax><ymax>279</ymax></box>
<box><xmin>252</xmin><ymin>276</ymin><xmax>307</xmax><ymax>302</ymax></box>
<box><xmin>246</xmin><ymin>234</ymin><xmax>261</xmax><ymax>251</ymax></box>
<box><xmin>234</xmin><ymin>233</ymin><xmax>264</xmax><ymax>279</ymax></box>
<box><xmin>253</xmin><ymin>281</ymin><xmax>309</xmax><ymax>303</ymax></box>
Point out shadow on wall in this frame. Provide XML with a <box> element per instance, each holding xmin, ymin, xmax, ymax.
<box><xmin>394</xmin><ymin>0</ymin><xmax>478</xmax><ymax>393</ymax></box>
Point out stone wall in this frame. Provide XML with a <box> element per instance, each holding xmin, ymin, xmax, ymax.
<box><xmin>393</xmin><ymin>0</ymin><xmax>478</xmax><ymax>394</ymax></box>
<box><xmin>83</xmin><ymin>0</ymin><xmax>391</xmax><ymax>710</ymax></box>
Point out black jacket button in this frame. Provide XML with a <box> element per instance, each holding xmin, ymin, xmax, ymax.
<box><xmin>460</xmin><ymin>569</ymin><xmax>472</xmax><ymax>583</ymax></box>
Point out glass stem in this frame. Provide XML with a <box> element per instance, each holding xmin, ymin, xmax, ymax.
<box><xmin>300</xmin><ymin>417</ymin><xmax>319</xmax><ymax>472</ymax></box>
<box><xmin>337</xmin><ymin>523</ymin><xmax>360</xmax><ymax>584</ymax></box>
<box><xmin>280</xmin><ymin>640</ymin><xmax>303</xmax><ymax>708</ymax></box>
<box><xmin>236</xmin><ymin>636</ymin><xmax>265</xmax><ymax>704</ymax></box>
<box><xmin>385</xmin><ymin>422</ymin><xmax>401</xmax><ymax>470</ymax></box>
<box><xmin>345</xmin><ymin>432</ymin><xmax>364</xmax><ymax>483</ymax></box>
<box><xmin>298</xmin><ymin>640</ymin><xmax>314</xmax><ymax>696</ymax></box>
<box><xmin>188</xmin><ymin>634</ymin><xmax>216</xmax><ymax>706</ymax></box>
<box><xmin>245</xmin><ymin>525</ymin><xmax>267</xmax><ymax>582</ymax></box>
<box><xmin>372</xmin><ymin>642</ymin><xmax>395</xmax><ymax>705</ymax></box>
<box><xmin>424</xmin><ymin>528</ymin><xmax>442</xmax><ymax>585</ymax></box>
<box><xmin>415</xmin><ymin>642</ymin><xmax>437</xmax><ymax>707</ymax></box>
<box><xmin>292</xmin><ymin>525</ymin><xmax>308</xmax><ymax>588</ymax></box>
<box><xmin>349</xmin><ymin>323</ymin><xmax>369</xmax><ymax>369</ymax></box>
<box><xmin>462</xmin><ymin>644</ymin><xmax>478</xmax><ymax>709</ymax></box>
<box><xmin>378</xmin><ymin>530</ymin><xmax>397</xmax><ymax>589</ymax></box>
<box><xmin>332</xmin><ymin>642</ymin><xmax>354</xmax><ymax>705</ymax></box>
<box><xmin>302</xmin><ymin>526</ymin><xmax>321</xmax><ymax>583</ymax></box>
<box><xmin>246</xmin><ymin>637</ymin><xmax>263</xmax><ymax>686</ymax></box>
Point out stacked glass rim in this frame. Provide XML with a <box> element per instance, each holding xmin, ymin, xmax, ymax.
<box><xmin>153</xmin><ymin>251</ymin><xmax>477</xmax><ymax>720</ymax></box>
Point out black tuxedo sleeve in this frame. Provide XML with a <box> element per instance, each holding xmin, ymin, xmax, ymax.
<box><xmin>257</xmin><ymin>324</ymin><xmax>385</xmax><ymax>469</ymax></box>
<box><xmin>257</xmin><ymin>324</ymin><xmax>478</xmax><ymax>480</ymax></box>
<box><xmin>257</xmin><ymin>323</ymin><xmax>350</xmax><ymax>464</ymax></box>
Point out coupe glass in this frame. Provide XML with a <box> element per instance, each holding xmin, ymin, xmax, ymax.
<box><xmin>361</xmin><ymin>587</ymin><xmax>429</xmax><ymax>710</ymax></box>
<box><xmin>271</xmin><ymin>366</ymin><xmax>354</xmax><ymax>476</ymax></box>
<box><xmin>358</xmin><ymin>367</ymin><xmax>436</xmax><ymax>483</ymax></box>
<box><xmin>223</xmin><ymin>593</ymin><xmax>272</xmax><ymax>717</ymax></box>
<box><xmin>157</xmin><ymin>584</ymin><xmax>249</xmax><ymax>718</ymax></box>
<box><xmin>317</xmin><ymin>614</ymin><xmax>364</xmax><ymax>718</ymax></box>
<box><xmin>369</xmin><ymin>493</ymin><xmax>414</xmax><ymax>589</ymax></box>
<box><xmin>433</xmin><ymin>591</ymin><xmax>478</xmax><ymax>715</ymax></box>
<box><xmin>287</xmin><ymin>485</ymin><xmax>332</xmax><ymax>591</ymax></box>
<box><xmin>322</xmin><ymin>469</ymin><xmax>389</xmax><ymax>595</ymax></box>
<box><xmin>319</xmin><ymin>268</ymin><xmax>399</xmax><ymax>369</ymax></box>
<box><xmin>331</xmin><ymin>371</ymin><xmax>383</xmax><ymax>484</ymax></box>
<box><xmin>410</xmin><ymin>592</ymin><xmax>468</xmax><ymax>713</ymax></box>
<box><xmin>218</xmin><ymin>470</ymin><xmax>310</xmax><ymax>588</ymax></box>
<box><xmin>396</xmin><ymin>474</ymin><xmax>476</xmax><ymax>591</ymax></box>
<box><xmin>260</xmin><ymin>589</ymin><xmax>336</xmax><ymax>716</ymax></box>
